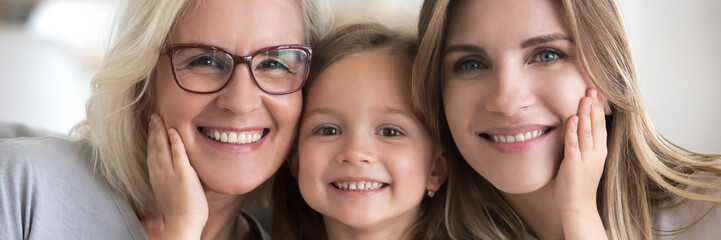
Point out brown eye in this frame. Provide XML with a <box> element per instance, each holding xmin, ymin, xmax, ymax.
<box><xmin>377</xmin><ymin>127</ymin><xmax>403</xmax><ymax>137</ymax></box>
<box><xmin>316</xmin><ymin>126</ymin><xmax>340</xmax><ymax>136</ymax></box>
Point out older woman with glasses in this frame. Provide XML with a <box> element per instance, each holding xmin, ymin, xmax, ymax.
<box><xmin>0</xmin><ymin>0</ymin><xmax>331</xmax><ymax>239</ymax></box>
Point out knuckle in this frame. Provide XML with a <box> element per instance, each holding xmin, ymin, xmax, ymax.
<box><xmin>582</xmin><ymin>129</ymin><xmax>593</xmax><ymax>138</ymax></box>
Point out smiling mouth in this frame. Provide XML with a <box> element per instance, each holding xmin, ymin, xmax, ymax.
<box><xmin>330</xmin><ymin>181</ymin><xmax>389</xmax><ymax>191</ymax></box>
<box><xmin>199</xmin><ymin>127</ymin><xmax>270</xmax><ymax>145</ymax></box>
<box><xmin>480</xmin><ymin>127</ymin><xmax>555</xmax><ymax>143</ymax></box>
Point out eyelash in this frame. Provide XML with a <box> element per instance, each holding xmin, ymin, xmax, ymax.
<box><xmin>451</xmin><ymin>48</ymin><xmax>567</xmax><ymax>73</ymax></box>
<box><xmin>529</xmin><ymin>48</ymin><xmax>567</xmax><ymax>65</ymax></box>
<box><xmin>452</xmin><ymin>56</ymin><xmax>488</xmax><ymax>73</ymax></box>
<box><xmin>377</xmin><ymin>126</ymin><xmax>405</xmax><ymax>137</ymax></box>
<box><xmin>313</xmin><ymin>125</ymin><xmax>341</xmax><ymax>136</ymax></box>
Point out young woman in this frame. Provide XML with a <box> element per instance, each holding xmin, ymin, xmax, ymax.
<box><xmin>411</xmin><ymin>0</ymin><xmax>721</xmax><ymax>239</ymax></box>
<box><xmin>0</xmin><ymin>0</ymin><xmax>331</xmax><ymax>239</ymax></box>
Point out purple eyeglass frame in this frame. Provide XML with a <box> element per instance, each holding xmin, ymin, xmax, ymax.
<box><xmin>161</xmin><ymin>43</ymin><xmax>313</xmax><ymax>95</ymax></box>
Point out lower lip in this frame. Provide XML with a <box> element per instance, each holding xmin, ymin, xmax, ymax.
<box><xmin>329</xmin><ymin>185</ymin><xmax>387</xmax><ymax>197</ymax></box>
<box><xmin>481</xmin><ymin>130</ymin><xmax>553</xmax><ymax>154</ymax></box>
<box><xmin>197</xmin><ymin>129</ymin><xmax>267</xmax><ymax>153</ymax></box>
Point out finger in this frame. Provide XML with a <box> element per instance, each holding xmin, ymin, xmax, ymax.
<box><xmin>577</xmin><ymin>97</ymin><xmax>593</xmax><ymax>160</ymax></box>
<box><xmin>153</xmin><ymin>115</ymin><xmax>173</xmax><ymax>171</ymax></box>
<box><xmin>564</xmin><ymin>115</ymin><xmax>582</xmax><ymax>164</ymax></box>
<box><xmin>167</xmin><ymin>128</ymin><xmax>192</xmax><ymax>172</ymax></box>
<box><xmin>590</xmin><ymin>90</ymin><xmax>607</xmax><ymax>151</ymax></box>
<box><xmin>147</xmin><ymin>114</ymin><xmax>158</xmax><ymax>171</ymax></box>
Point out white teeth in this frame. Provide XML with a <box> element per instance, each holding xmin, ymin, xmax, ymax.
<box><xmin>202</xmin><ymin>128</ymin><xmax>264</xmax><ymax>145</ymax></box>
<box><xmin>515</xmin><ymin>133</ymin><xmax>524</xmax><ymax>142</ymax></box>
<box><xmin>490</xmin><ymin>129</ymin><xmax>547</xmax><ymax>143</ymax></box>
<box><xmin>332</xmin><ymin>181</ymin><xmax>385</xmax><ymax>191</ymax></box>
<box><xmin>228</xmin><ymin>132</ymin><xmax>237</xmax><ymax>143</ymax></box>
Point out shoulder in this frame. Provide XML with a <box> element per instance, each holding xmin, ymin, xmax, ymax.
<box><xmin>0</xmin><ymin>137</ymin><xmax>147</xmax><ymax>239</ymax></box>
<box><xmin>653</xmin><ymin>198</ymin><xmax>721</xmax><ymax>239</ymax></box>
<box><xmin>241</xmin><ymin>211</ymin><xmax>271</xmax><ymax>240</ymax></box>
<box><xmin>0</xmin><ymin>136</ymin><xmax>93</xmax><ymax>180</ymax></box>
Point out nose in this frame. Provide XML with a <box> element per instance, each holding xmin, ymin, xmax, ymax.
<box><xmin>483</xmin><ymin>65</ymin><xmax>534</xmax><ymax>116</ymax></box>
<box><xmin>215</xmin><ymin>64</ymin><xmax>262</xmax><ymax>115</ymax></box>
<box><xmin>335</xmin><ymin>132</ymin><xmax>376</xmax><ymax>165</ymax></box>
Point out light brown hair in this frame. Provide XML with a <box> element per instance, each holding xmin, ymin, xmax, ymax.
<box><xmin>272</xmin><ymin>22</ymin><xmax>449</xmax><ymax>239</ymax></box>
<box><xmin>411</xmin><ymin>0</ymin><xmax>721</xmax><ymax>239</ymax></box>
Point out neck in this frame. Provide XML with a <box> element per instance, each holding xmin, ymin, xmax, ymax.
<box><xmin>202</xmin><ymin>190</ymin><xmax>246</xmax><ymax>240</ymax></box>
<box><xmin>501</xmin><ymin>179</ymin><xmax>564</xmax><ymax>240</ymax></box>
<box><xmin>141</xmin><ymin>190</ymin><xmax>247</xmax><ymax>240</ymax></box>
<box><xmin>323</xmin><ymin>210</ymin><xmax>417</xmax><ymax>240</ymax></box>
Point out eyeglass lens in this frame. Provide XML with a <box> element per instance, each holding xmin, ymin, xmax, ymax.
<box><xmin>172</xmin><ymin>48</ymin><xmax>309</xmax><ymax>93</ymax></box>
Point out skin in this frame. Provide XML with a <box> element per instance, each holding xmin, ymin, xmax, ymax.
<box><xmin>144</xmin><ymin>0</ymin><xmax>305</xmax><ymax>239</ymax></box>
<box><xmin>295</xmin><ymin>51</ymin><xmax>447</xmax><ymax>240</ymax></box>
<box><xmin>443</xmin><ymin>0</ymin><xmax>607</xmax><ymax>239</ymax></box>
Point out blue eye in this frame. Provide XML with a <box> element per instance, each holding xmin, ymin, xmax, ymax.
<box><xmin>377</xmin><ymin>127</ymin><xmax>404</xmax><ymax>137</ymax></box>
<box><xmin>454</xmin><ymin>59</ymin><xmax>486</xmax><ymax>72</ymax></box>
<box><xmin>315</xmin><ymin>126</ymin><xmax>340</xmax><ymax>136</ymax></box>
<box><xmin>533</xmin><ymin>50</ymin><xmax>565</xmax><ymax>64</ymax></box>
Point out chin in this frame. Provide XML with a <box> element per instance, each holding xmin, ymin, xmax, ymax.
<box><xmin>492</xmin><ymin>172</ymin><xmax>555</xmax><ymax>194</ymax></box>
<box><xmin>199</xmin><ymin>171</ymin><xmax>268</xmax><ymax>195</ymax></box>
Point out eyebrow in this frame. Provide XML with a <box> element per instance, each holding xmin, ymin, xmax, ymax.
<box><xmin>384</xmin><ymin>107</ymin><xmax>417</xmax><ymax>121</ymax></box>
<box><xmin>520</xmin><ymin>33</ymin><xmax>571</xmax><ymax>48</ymax></box>
<box><xmin>303</xmin><ymin>107</ymin><xmax>338</xmax><ymax>119</ymax></box>
<box><xmin>444</xmin><ymin>44</ymin><xmax>486</xmax><ymax>55</ymax></box>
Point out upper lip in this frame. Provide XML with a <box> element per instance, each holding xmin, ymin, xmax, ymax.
<box><xmin>480</xmin><ymin>124</ymin><xmax>554</xmax><ymax>136</ymax></box>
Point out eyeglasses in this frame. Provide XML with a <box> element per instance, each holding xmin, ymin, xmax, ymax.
<box><xmin>161</xmin><ymin>43</ymin><xmax>312</xmax><ymax>95</ymax></box>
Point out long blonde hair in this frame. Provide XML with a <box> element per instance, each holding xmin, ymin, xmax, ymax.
<box><xmin>272</xmin><ymin>22</ymin><xmax>449</xmax><ymax>240</ymax></box>
<box><xmin>72</xmin><ymin>0</ymin><xmax>332</xmax><ymax>217</ymax></box>
<box><xmin>411</xmin><ymin>0</ymin><xmax>721</xmax><ymax>239</ymax></box>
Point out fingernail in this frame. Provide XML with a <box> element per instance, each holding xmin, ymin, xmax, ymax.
<box><xmin>590</xmin><ymin>88</ymin><xmax>598</xmax><ymax>98</ymax></box>
<box><xmin>168</xmin><ymin>128</ymin><xmax>177</xmax><ymax>136</ymax></box>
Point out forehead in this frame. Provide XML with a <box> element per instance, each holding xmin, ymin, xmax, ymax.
<box><xmin>306</xmin><ymin>51</ymin><xmax>413</xmax><ymax>113</ymax></box>
<box><xmin>169</xmin><ymin>0</ymin><xmax>305</xmax><ymax>53</ymax></box>
<box><xmin>446</xmin><ymin>0</ymin><xmax>568</xmax><ymax>46</ymax></box>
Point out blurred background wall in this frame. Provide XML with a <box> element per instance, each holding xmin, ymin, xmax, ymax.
<box><xmin>0</xmin><ymin>0</ymin><xmax>718</xmax><ymax>153</ymax></box>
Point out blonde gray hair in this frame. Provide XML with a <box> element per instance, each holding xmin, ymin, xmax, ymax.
<box><xmin>73</xmin><ymin>0</ymin><xmax>332</xmax><ymax>217</ymax></box>
<box><xmin>411</xmin><ymin>0</ymin><xmax>721</xmax><ymax>239</ymax></box>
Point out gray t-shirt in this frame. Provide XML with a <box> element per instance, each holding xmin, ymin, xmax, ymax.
<box><xmin>0</xmin><ymin>137</ymin><xmax>269</xmax><ymax>240</ymax></box>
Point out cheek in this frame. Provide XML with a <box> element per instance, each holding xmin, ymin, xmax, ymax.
<box><xmin>152</xmin><ymin>69</ymin><xmax>205</xmax><ymax>128</ymax></box>
<box><xmin>442</xmin><ymin>80</ymin><xmax>482</xmax><ymax>137</ymax></box>
<box><xmin>265</xmin><ymin>92</ymin><xmax>303</xmax><ymax>130</ymax></box>
<box><xmin>383</xmin><ymin>143</ymin><xmax>433</xmax><ymax>188</ymax></box>
<box><xmin>538</xmin><ymin>67</ymin><xmax>592</xmax><ymax>119</ymax></box>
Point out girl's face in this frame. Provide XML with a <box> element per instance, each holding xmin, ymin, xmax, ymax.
<box><xmin>297</xmin><ymin>51</ymin><xmax>444</xmax><ymax>231</ymax></box>
<box><xmin>442</xmin><ymin>0</ymin><xmax>593</xmax><ymax>194</ymax></box>
<box><xmin>152</xmin><ymin>0</ymin><xmax>304</xmax><ymax>194</ymax></box>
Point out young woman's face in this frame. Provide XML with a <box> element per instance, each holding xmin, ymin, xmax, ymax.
<box><xmin>297</xmin><ymin>51</ymin><xmax>442</xmax><ymax>231</ymax></box>
<box><xmin>442</xmin><ymin>0</ymin><xmax>592</xmax><ymax>194</ymax></box>
<box><xmin>152</xmin><ymin>0</ymin><xmax>304</xmax><ymax>194</ymax></box>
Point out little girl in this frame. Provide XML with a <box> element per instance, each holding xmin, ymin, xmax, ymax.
<box><xmin>272</xmin><ymin>22</ymin><xmax>449</xmax><ymax>240</ymax></box>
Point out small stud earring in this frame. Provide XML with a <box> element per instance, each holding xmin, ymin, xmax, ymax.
<box><xmin>427</xmin><ymin>190</ymin><xmax>436</xmax><ymax>198</ymax></box>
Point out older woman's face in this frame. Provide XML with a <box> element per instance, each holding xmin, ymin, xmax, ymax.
<box><xmin>442</xmin><ymin>0</ymin><xmax>593</xmax><ymax>194</ymax></box>
<box><xmin>153</xmin><ymin>0</ymin><xmax>304</xmax><ymax>194</ymax></box>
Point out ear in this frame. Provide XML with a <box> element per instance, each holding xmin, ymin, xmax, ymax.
<box><xmin>288</xmin><ymin>150</ymin><xmax>300</xmax><ymax>180</ymax></box>
<box><xmin>426</xmin><ymin>147</ymin><xmax>448</xmax><ymax>192</ymax></box>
